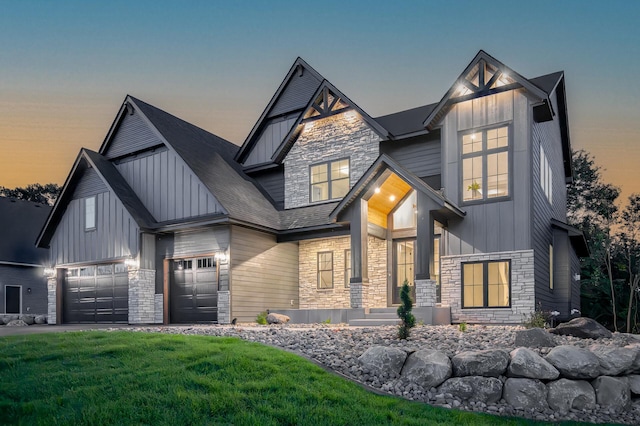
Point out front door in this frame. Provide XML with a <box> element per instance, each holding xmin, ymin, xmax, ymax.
<box><xmin>393</xmin><ymin>239</ymin><xmax>415</xmax><ymax>304</ymax></box>
<box><xmin>5</xmin><ymin>285</ymin><xmax>21</xmax><ymax>314</ymax></box>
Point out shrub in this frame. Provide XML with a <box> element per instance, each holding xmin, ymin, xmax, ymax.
<box><xmin>459</xmin><ymin>321</ymin><xmax>467</xmax><ymax>332</ymax></box>
<box><xmin>397</xmin><ymin>279</ymin><xmax>416</xmax><ymax>339</ymax></box>
<box><xmin>522</xmin><ymin>303</ymin><xmax>552</xmax><ymax>328</ymax></box>
<box><xmin>256</xmin><ymin>311</ymin><xmax>268</xmax><ymax>325</ymax></box>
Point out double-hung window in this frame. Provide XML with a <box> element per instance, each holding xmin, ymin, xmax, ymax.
<box><xmin>462</xmin><ymin>125</ymin><xmax>510</xmax><ymax>202</ymax></box>
<box><xmin>310</xmin><ymin>158</ymin><xmax>350</xmax><ymax>202</ymax></box>
<box><xmin>462</xmin><ymin>260</ymin><xmax>510</xmax><ymax>308</ymax></box>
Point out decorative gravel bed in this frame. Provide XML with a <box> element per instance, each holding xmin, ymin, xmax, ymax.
<box><xmin>123</xmin><ymin>324</ymin><xmax>640</xmax><ymax>425</ymax></box>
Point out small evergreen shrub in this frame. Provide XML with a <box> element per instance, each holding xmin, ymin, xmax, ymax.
<box><xmin>397</xmin><ymin>279</ymin><xmax>416</xmax><ymax>339</ymax></box>
<box><xmin>459</xmin><ymin>321</ymin><xmax>467</xmax><ymax>332</ymax></box>
<box><xmin>256</xmin><ymin>311</ymin><xmax>268</xmax><ymax>325</ymax></box>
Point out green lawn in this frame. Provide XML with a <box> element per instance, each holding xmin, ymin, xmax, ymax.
<box><xmin>0</xmin><ymin>331</ymin><xmax>571</xmax><ymax>425</ymax></box>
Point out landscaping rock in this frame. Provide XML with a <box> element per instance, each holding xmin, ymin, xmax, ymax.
<box><xmin>6</xmin><ymin>319</ymin><xmax>28</xmax><ymax>327</ymax></box>
<box><xmin>549</xmin><ymin>317</ymin><xmax>612</xmax><ymax>339</ymax></box>
<box><xmin>1</xmin><ymin>315</ymin><xmax>19</xmax><ymax>325</ymax></box>
<box><xmin>592</xmin><ymin>376</ymin><xmax>630</xmax><ymax>411</ymax></box>
<box><xmin>546</xmin><ymin>379</ymin><xmax>596</xmax><ymax>413</ymax></box>
<box><xmin>437</xmin><ymin>376</ymin><xmax>503</xmax><ymax>404</ymax></box>
<box><xmin>590</xmin><ymin>344</ymin><xmax>638</xmax><ymax>376</ymax></box>
<box><xmin>514</xmin><ymin>328</ymin><xmax>557</xmax><ymax>347</ymax></box>
<box><xmin>627</xmin><ymin>375</ymin><xmax>640</xmax><ymax>394</ymax></box>
<box><xmin>452</xmin><ymin>349</ymin><xmax>509</xmax><ymax>377</ymax></box>
<box><xmin>266</xmin><ymin>313</ymin><xmax>290</xmax><ymax>324</ymax></box>
<box><xmin>359</xmin><ymin>346</ymin><xmax>407</xmax><ymax>378</ymax></box>
<box><xmin>401</xmin><ymin>349</ymin><xmax>451</xmax><ymax>388</ymax></box>
<box><xmin>34</xmin><ymin>315</ymin><xmax>47</xmax><ymax>325</ymax></box>
<box><xmin>508</xmin><ymin>347</ymin><xmax>559</xmax><ymax>380</ymax></box>
<box><xmin>624</xmin><ymin>343</ymin><xmax>640</xmax><ymax>374</ymax></box>
<box><xmin>503</xmin><ymin>378</ymin><xmax>549</xmax><ymax>411</ymax></box>
<box><xmin>545</xmin><ymin>345</ymin><xmax>601</xmax><ymax>379</ymax></box>
<box><xmin>20</xmin><ymin>315</ymin><xmax>35</xmax><ymax>325</ymax></box>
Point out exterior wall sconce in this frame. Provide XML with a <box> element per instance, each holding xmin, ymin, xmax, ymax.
<box><xmin>573</xmin><ymin>273</ymin><xmax>581</xmax><ymax>281</ymax></box>
<box><xmin>44</xmin><ymin>268</ymin><xmax>56</xmax><ymax>278</ymax></box>
<box><xmin>27</xmin><ymin>288</ymin><xmax>32</xmax><ymax>294</ymax></box>
<box><xmin>125</xmin><ymin>258</ymin><xmax>139</xmax><ymax>269</ymax></box>
<box><xmin>215</xmin><ymin>252</ymin><xmax>227</xmax><ymax>263</ymax></box>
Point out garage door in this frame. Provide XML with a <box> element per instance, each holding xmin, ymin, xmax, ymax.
<box><xmin>63</xmin><ymin>263</ymin><xmax>128</xmax><ymax>323</ymax></box>
<box><xmin>171</xmin><ymin>257</ymin><xmax>218</xmax><ymax>323</ymax></box>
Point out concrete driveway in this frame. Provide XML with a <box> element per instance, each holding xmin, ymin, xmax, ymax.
<box><xmin>0</xmin><ymin>324</ymin><xmax>145</xmax><ymax>337</ymax></box>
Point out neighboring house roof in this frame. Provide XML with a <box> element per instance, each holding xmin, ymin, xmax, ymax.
<box><xmin>0</xmin><ymin>197</ymin><xmax>51</xmax><ymax>266</ymax></box>
<box><xmin>330</xmin><ymin>154</ymin><xmax>465</xmax><ymax>224</ymax></box>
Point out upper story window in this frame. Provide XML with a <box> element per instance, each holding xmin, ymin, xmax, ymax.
<box><xmin>461</xmin><ymin>125</ymin><xmax>510</xmax><ymax>203</ymax></box>
<box><xmin>310</xmin><ymin>158</ymin><xmax>350</xmax><ymax>202</ymax></box>
<box><xmin>84</xmin><ymin>196</ymin><xmax>96</xmax><ymax>230</ymax></box>
<box><xmin>540</xmin><ymin>145</ymin><xmax>553</xmax><ymax>204</ymax></box>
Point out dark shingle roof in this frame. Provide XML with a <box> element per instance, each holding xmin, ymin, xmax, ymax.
<box><xmin>529</xmin><ymin>71</ymin><xmax>563</xmax><ymax>96</ymax></box>
<box><xmin>130</xmin><ymin>97</ymin><xmax>282</xmax><ymax>231</ymax></box>
<box><xmin>374</xmin><ymin>103</ymin><xmax>437</xmax><ymax>137</ymax></box>
<box><xmin>0</xmin><ymin>197</ymin><xmax>51</xmax><ymax>265</ymax></box>
<box><xmin>280</xmin><ymin>202</ymin><xmax>339</xmax><ymax>230</ymax></box>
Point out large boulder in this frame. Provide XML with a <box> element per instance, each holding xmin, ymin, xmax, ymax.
<box><xmin>437</xmin><ymin>376</ymin><xmax>503</xmax><ymax>404</ymax></box>
<box><xmin>508</xmin><ymin>347</ymin><xmax>559</xmax><ymax>380</ymax></box>
<box><xmin>547</xmin><ymin>379</ymin><xmax>596</xmax><ymax>413</ymax></box>
<box><xmin>401</xmin><ymin>349</ymin><xmax>452</xmax><ymax>388</ymax></box>
<box><xmin>589</xmin><ymin>344</ymin><xmax>638</xmax><ymax>376</ymax></box>
<box><xmin>1</xmin><ymin>315</ymin><xmax>19</xmax><ymax>325</ymax></box>
<box><xmin>592</xmin><ymin>376</ymin><xmax>630</xmax><ymax>411</ymax></box>
<box><xmin>549</xmin><ymin>317</ymin><xmax>612</xmax><ymax>339</ymax></box>
<box><xmin>503</xmin><ymin>378</ymin><xmax>549</xmax><ymax>411</ymax></box>
<box><xmin>451</xmin><ymin>349</ymin><xmax>509</xmax><ymax>377</ymax></box>
<box><xmin>514</xmin><ymin>328</ymin><xmax>557</xmax><ymax>348</ymax></box>
<box><xmin>359</xmin><ymin>346</ymin><xmax>407</xmax><ymax>378</ymax></box>
<box><xmin>545</xmin><ymin>345</ymin><xmax>601</xmax><ymax>379</ymax></box>
<box><xmin>6</xmin><ymin>319</ymin><xmax>28</xmax><ymax>327</ymax></box>
<box><xmin>624</xmin><ymin>343</ymin><xmax>640</xmax><ymax>374</ymax></box>
<box><xmin>34</xmin><ymin>315</ymin><xmax>47</xmax><ymax>325</ymax></box>
<box><xmin>627</xmin><ymin>375</ymin><xmax>640</xmax><ymax>395</ymax></box>
<box><xmin>20</xmin><ymin>315</ymin><xmax>35</xmax><ymax>325</ymax></box>
<box><xmin>266</xmin><ymin>313</ymin><xmax>290</xmax><ymax>324</ymax></box>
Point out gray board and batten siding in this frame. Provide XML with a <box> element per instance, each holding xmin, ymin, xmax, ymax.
<box><xmin>441</xmin><ymin>90</ymin><xmax>532</xmax><ymax>255</ymax></box>
<box><xmin>244</xmin><ymin>114</ymin><xmax>299</xmax><ymax>167</ymax></box>
<box><xmin>49</xmin><ymin>168</ymin><xmax>139</xmax><ymax>266</ymax></box>
<box><xmin>230</xmin><ymin>225</ymin><xmax>299</xmax><ymax>323</ymax></box>
<box><xmin>103</xmin><ymin>105</ymin><xmax>163</xmax><ymax>160</ymax></box>
<box><xmin>380</xmin><ymin>132</ymin><xmax>442</xmax><ymax>189</ymax></box>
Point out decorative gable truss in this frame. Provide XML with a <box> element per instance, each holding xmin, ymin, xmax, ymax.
<box><xmin>302</xmin><ymin>86</ymin><xmax>350</xmax><ymax>121</ymax></box>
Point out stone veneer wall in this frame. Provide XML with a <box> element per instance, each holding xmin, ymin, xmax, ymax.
<box><xmin>47</xmin><ymin>277</ymin><xmax>57</xmax><ymax>325</ymax></box>
<box><xmin>154</xmin><ymin>294</ymin><xmax>163</xmax><ymax>324</ymax></box>
<box><xmin>217</xmin><ymin>290</ymin><xmax>231</xmax><ymax>324</ymax></box>
<box><xmin>440</xmin><ymin>250</ymin><xmax>535</xmax><ymax>324</ymax></box>
<box><xmin>128</xmin><ymin>269</ymin><xmax>156</xmax><ymax>324</ymax></box>
<box><xmin>299</xmin><ymin>236</ymin><xmax>387</xmax><ymax>309</ymax></box>
<box><xmin>284</xmin><ymin>111</ymin><xmax>381</xmax><ymax>209</ymax></box>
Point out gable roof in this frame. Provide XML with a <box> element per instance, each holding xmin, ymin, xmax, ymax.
<box><xmin>37</xmin><ymin>148</ymin><xmax>155</xmax><ymax>248</ymax></box>
<box><xmin>271</xmin><ymin>79</ymin><xmax>391</xmax><ymax>163</ymax></box>
<box><xmin>330</xmin><ymin>154</ymin><xmax>465</xmax><ymax>223</ymax></box>
<box><xmin>374</xmin><ymin>103</ymin><xmax>438</xmax><ymax>138</ymax></box>
<box><xmin>423</xmin><ymin>50</ymin><xmax>552</xmax><ymax>131</ymax></box>
<box><xmin>0</xmin><ymin>197</ymin><xmax>51</xmax><ymax>266</ymax></box>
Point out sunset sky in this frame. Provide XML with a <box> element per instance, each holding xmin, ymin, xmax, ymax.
<box><xmin>1</xmin><ymin>1</ymin><xmax>638</xmax><ymax>205</ymax></box>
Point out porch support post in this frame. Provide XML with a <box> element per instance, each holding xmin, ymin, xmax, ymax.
<box><xmin>415</xmin><ymin>191</ymin><xmax>437</xmax><ymax>307</ymax></box>
<box><xmin>349</xmin><ymin>198</ymin><xmax>369</xmax><ymax>308</ymax></box>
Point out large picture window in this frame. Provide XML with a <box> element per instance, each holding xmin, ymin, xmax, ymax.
<box><xmin>317</xmin><ymin>251</ymin><xmax>333</xmax><ymax>289</ymax></box>
<box><xmin>462</xmin><ymin>125</ymin><xmax>510</xmax><ymax>202</ymax></box>
<box><xmin>462</xmin><ymin>260</ymin><xmax>510</xmax><ymax>308</ymax></box>
<box><xmin>310</xmin><ymin>159</ymin><xmax>349</xmax><ymax>202</ymax></box>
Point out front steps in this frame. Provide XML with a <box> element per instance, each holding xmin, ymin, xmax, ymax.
<box><xmin>348</xmin><ymin>308</ymin><xmax>400</xmax><ymax>326</ymax></box>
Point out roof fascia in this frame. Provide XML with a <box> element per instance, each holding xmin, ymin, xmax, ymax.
<box><xmin>554</xmin><ymin>74</ymin><xmax>573</xmax><ymax>181</ymax></box>
<box><xmin>423</xmin><ymin>50</ymin><xmax>551</xmax><ymax>130</ymax></box>
<box><xmin>271</xmin><ymin>80</ymin><xmax>391</xmax><ymax>163</ymax></box>
<box><xmin>125</xmin><ymin>97</ymin><xmax>230</xmax><ymax>216</ymax></box>
<box><xmin>235</xmin><ymin>58</ymin><xmax>324</xmax><ymax>163</ymax></box>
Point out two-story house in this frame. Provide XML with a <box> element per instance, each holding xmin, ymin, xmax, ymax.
<box><xmin>37</xmin><ymin>50</ymin><xmax>587</xmax><ymax>325</ymax></box>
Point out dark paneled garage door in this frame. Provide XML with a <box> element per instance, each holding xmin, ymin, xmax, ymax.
<box><xmin>171</xmin><ymin>257</ymin><xmax>218</xmax><ymax>323</ymax></box>
<box><xmin>64</xmin><ymin>263</ymin><xmax>128</xmax><ymax>323</ymax></box>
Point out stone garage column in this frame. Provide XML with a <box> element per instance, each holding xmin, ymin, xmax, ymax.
<box><xmin>349</xmin><ymin>199</ymin><xmax>369</xmax><ymax>308</ymax></box>
<box><xmin>47</xmin><ymin>276</ymin><xmax>57</xmax><ymax>325</ymax></box>
<box><xmin>128</xmin><ymin>268</ymin><xmax>156</xmax><ymax>324</ymax></box>
<box><xmin>217</xmin><ymin>291</ymin><xmax>231</xmax><ymax>324</ymax></box>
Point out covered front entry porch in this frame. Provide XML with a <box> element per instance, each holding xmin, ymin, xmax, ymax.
<box><xmin>327</xmin><ymin>155</ymin><xmax>465</xmax><ymax>324</ymax></box>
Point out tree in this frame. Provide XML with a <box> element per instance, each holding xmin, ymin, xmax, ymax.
<box><xmin>397</xmin><ymin>279</ymin><xmax>416</xmax><ymax>339</ymax></box>
<box><xmin>567</xmin><ymin>150</ymin><xmax>621</xmax><ymax>330</ymax></box>
<box><xmin>0</xmin><ymin>183</ymin><xmax>61</xmax><ymax>206</ymax></box>
<box><xmin>618</xmin><ymin>194</ymin><xmax>640</xmax><ymax>333</ymax></box>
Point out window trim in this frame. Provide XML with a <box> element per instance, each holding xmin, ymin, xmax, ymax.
<box><xmin>344</xmin><ymin>249</ymin><xmax>351</xmax><ymax>288</ymax></box>
<box><xmin>539</xmin><ymin>144</ymin><xmax>553</xmax><ymax>205</ymax></box>
<box><xmin>461</xmin><ymin>260</ymin><xmax>512</xmax><ymax>309</ymax></box>
<box><xmin>549</xmin><ymin>244</ymin><xmax>554</xmax><ymax>291</ymax></box>
<box><xmin>460</xmin><ymin>123</ymin><xmax>512</xmax><ymax>205</ymax></box>
<box><xmin>84</xmin><ymin>196</ymin><xmax>96</xmax><ymax>231</ymax></box>
<box><xmin>317</xmin><ymin>251</ymin><xmax>334</xmax><ymax>289</ymax></box>
<box><xmin>309</xmin><ymin>158</ymin><xmax>350</xmax><ymax>203</ymax></box>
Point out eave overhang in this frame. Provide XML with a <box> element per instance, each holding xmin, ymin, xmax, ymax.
<box><xmin>551</xmin><ymin>218</ymin><xmax>589</xmax><ymax>257</ymax></box>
